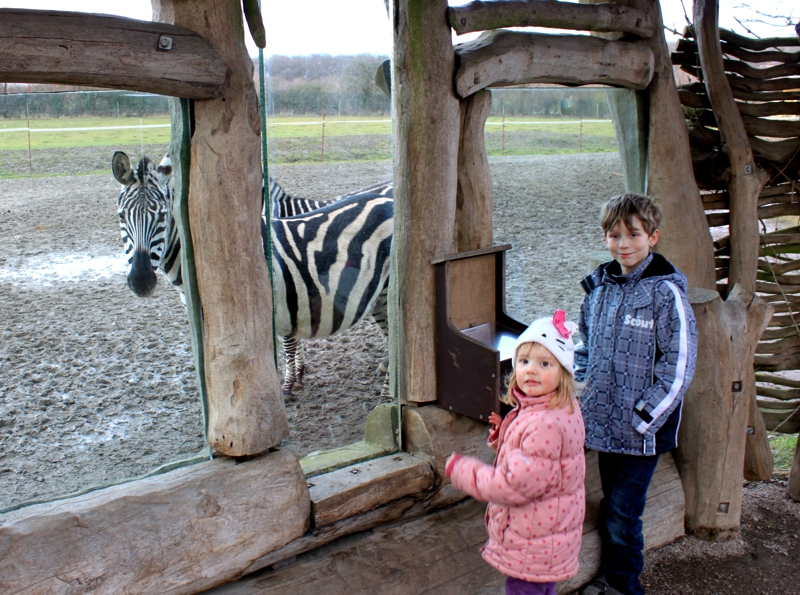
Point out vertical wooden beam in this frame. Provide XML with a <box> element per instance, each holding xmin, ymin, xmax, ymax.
<box><xmin>676</xmin><ymin>286</ymin><xmax>772</xmax><ymax>539</ymax></box>
<box><xmin>694</xmin><ymin>0</ymin><xmax>768</xmax><ymax>293</ymax></box>
<box><xmin>694</xmin><ymin>0</ymin><xmax>773</xmax><ymax>478</ymax></box>
<box><xmin>153</xmin><ymin>0</ymin><xmax>288</xmax><ymax>455</ymax></box>
<box><xmin>390</xmin><ymin>0</ymin><xmax>460</xmax><ymax>403</ymax></box>
<box><xmin>605</xmin><ymin>88</ymin><xmax>648</xmax><ymax>195</ymax></box>
<box><xmin>636</xmin><ymin>0</ymin><xmax>716</xmax><ymax>290</ymax></box>
<box><xmin>788</xmin><ymin>436</ymin><xmax>800</xmax><ymax>502</ymax></box>
<box><xmin>582</xmin><ymin>0</ymin><xmax>715</xmax><ymax>290</ymax></box>
<box><xmin>456</xmin><ymin>90</ymin><xmax>493</xmax><ymax>252</ymax></box>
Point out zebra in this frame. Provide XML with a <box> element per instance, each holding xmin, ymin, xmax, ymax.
<box><xmin>111</xmin><ymin>151</ymin><xmax>393</xmax><ymax>397</ymax></box>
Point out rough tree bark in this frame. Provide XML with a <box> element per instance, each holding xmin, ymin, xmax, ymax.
<box><xmin>153</xmin><ymin>0</ymin><xmax>288</xmax><ymax>455</ymax></box>
<box><xmin>454</xmin><ymin>30</ymin><xmax>654</xmax><ymax>97</ymax></box>
<box><xmin>448</xmin><ymin>0</ymin><xmax>655</xmax><ymax>38</ymax></box>
<box><xmin>789</xmin><ymin>436</ymin><xmax>800</xmax><ymax>501</ymax></box>
<box><xmin>456</xmin><ymin>90</ymin><xmax>493</xmax><ymax>252</ymax></box>
<box><xmin>634</xmin><ymin>0</ymin><xmax>717</xmax><ymax>290</ymax></box>
<box><xmin>676</xmin><ymin>286</ymin><xmax>772</xmax><ymax>539</ymax></box>
<box><xmin>390</xmin><ymin>0</ymin><xmax>460</xmax><ymax>403</ymax></box>
<box><xmin>695</xmin><ymin>0</ymin><xmax>773</xmax><ymax>479</ymax></box>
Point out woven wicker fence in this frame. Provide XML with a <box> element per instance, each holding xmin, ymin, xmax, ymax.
<box><xmin>672</xmin><ymin>27</ymin><xmax>800</xmax><ymax>434</ymax></box>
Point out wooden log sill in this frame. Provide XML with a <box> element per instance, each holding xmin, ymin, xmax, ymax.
<box><xmin>448</xmin><ymin>0</ymin><xmax>654</xmax><ymax>38</ymax></box>
<box><xmin>454</xmin><ymin>30</ymin><xmax>654</xmax><ymax>98</ymax></box>
<box><xmin>0</xmin><ymin>8</ymin><xmax>226</xmax><ymax>98</ymax></box>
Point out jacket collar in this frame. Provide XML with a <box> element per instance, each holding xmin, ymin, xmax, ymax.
<box><xmin>512</xmin><ymin>386</ymin><xmax>555</xmax><ymax>410</ymax></box>
<box><xmin>581</xmin><ymin>252</ymin><xmax>678</xmax><ymax>294</ymax></box>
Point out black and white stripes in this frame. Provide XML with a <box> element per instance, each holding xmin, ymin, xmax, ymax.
<box><xmin>112</xmin><ymin>151</ymin><xmax>394</xmax><ymax>397</ymax></box>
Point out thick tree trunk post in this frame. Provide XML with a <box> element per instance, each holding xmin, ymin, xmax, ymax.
<box><xmin>676</xmin><ymin>286</ymin><xmax>772</xmax><ymax>540</ymax></box>
<box><xmin>390</xmin><ymin>0</ymin><xmax>460</xmax><ymax>403</ymax></box>
<box><xmin>153</xmin><ymin>0</ymin><xmax>288</xmax><ymax>455</ymax></box>
<box><xmin>694</xmin><ymin>0</ymin><xmax>768</xmax><ymax>294</ymax></box>
<box><xmin>744</xmin><ymin>388</ymin><xmax>774</xmax><ymax>481</ymax></box>
<box><xmin>606</xmin><ymin>89</ymin><xmax>648</xmax><ymax>194</ymax></box>
<box><xmin>694</xmin><ymin>0</ymin><xmax>772</xmax><ymax>478</ymax></box>
<box><xmin>456</xmin><ymin>90</ymin><xmax>493</xmax><ymax>252</ymax></box>
<box><xmin>614</xmin><ymin>0</ymin><xmax>717</xmax><ymax>290</ymax></box>
<box><xmin>788</xmin><ymin>436</ymin><xmax>800</xmax><ymax>501</ymax></box>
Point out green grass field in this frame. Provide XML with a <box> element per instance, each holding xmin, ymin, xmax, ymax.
<box><xmin>0</xmin><ymin>115</ymin><xmax>619</xmax><ymax>178</ymax></box>
<box><xmin>770</xmin><ymin>433</ymin><xmax>799</xmax><ymax>472</ymax></box>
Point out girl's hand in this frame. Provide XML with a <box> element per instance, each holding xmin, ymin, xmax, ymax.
<box><xmin>445</xmin><ymin>452</ymin><xmax>463</xmax><ymax>478</ymax></box>
<box><xmin>488</xmin><ymin>412</ymin><xmax>502</xmax><ymax>442</ymax></box>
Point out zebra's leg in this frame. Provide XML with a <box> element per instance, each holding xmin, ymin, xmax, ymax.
<box><xmin>294</xmin><ymin>340</ymin><xmax>306</xmax><ymax>387</ymax></box>
<box><xmin>281</xmin><ymin>336</ymin><xmax>300</xmax><ymax>397</ymax></box>
<box><xmin>369</xmin><ymin>286</ymin><xmax>390</xmax><ymax>398</ymax></box>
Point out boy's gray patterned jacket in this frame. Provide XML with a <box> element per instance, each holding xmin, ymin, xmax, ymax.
<box><xmin>574</xmin><ymin>252</ymin><xmax>697</xmax><ymax>456</ymax></box>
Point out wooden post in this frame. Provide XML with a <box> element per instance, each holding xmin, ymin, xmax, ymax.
<box><xmin>676</xmin><ymin>286</ymin><xmax>772</xmax><ymax>539</ymax></box>
<box><xmin>153</xmin><ymin>0</ymin><xmax>288</xmax><ymax>455</ymax></box>
<box><xmin>456</xmin><ymin>90</ymin><xmax>493</xmax><ymax>252</ymax></box>
<box><xmin>390</xmin><ymin>0</ymin><xmax>460</xmax><ymax>403</ymax></box>
<box><xmin>694</xmin><ymin>0</ymin><xmax>773</xmax><ymax>477</ymax></box>
<box><xmin>694</xmin><ymin>0</ymin><xmax>768</xmax><ymax>294</ymax></box>
<box><xmin>788</xmin><ymin>436</ymin><xmax>800</xmax><ymax>501</ymax></box>
<box><xmin>631</xmin><ymin>0</ymin><xmax>717</xmax><ymax>290</ymax></box>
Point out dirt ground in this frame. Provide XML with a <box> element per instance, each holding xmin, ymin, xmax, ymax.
<box><xmin>2</xmin><ymin>151</ymin><xmax>799</xmax><ymax>593</ymax></box>
<box><xmin>640</xmin><ymin>477</ymin><xmax>800</xmax><ymax>595</ymax></box>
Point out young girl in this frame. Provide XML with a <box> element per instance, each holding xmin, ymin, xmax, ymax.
<box><xmin>446</xmin><ymin>310</ymin><xmax>586</xmax><ymax>595</ymax></box>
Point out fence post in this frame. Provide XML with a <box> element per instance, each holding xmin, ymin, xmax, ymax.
<box><xmin>321</xmin><ymin>111</ymin><xmax>325</xmax><ymax>162</ymax></box>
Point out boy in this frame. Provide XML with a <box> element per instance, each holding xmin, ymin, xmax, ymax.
<box><xmin>575</xmin><ymin>193</ymin><xmax>698</xmax><ymax>595</ymax></box>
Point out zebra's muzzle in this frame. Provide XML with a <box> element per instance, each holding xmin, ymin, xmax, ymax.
<box><xmin>127</xmin><ymin>251</ymin><xmax>158</xmax><ymax>297</ymax></box>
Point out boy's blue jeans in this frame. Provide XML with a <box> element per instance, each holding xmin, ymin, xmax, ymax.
<box><xmin>597</xmin><ymin>451</ymin><xmax>660</xmax><ymax>595</ymax></box>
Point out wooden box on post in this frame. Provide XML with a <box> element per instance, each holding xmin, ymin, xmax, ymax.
<box><xmin>432</xmin><ymin>245</ymin><xmax>527</xmax><ymax>422</ymax></box>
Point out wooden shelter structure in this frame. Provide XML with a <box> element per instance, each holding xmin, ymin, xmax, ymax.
<box><xmin>0</xmin><ymin>0</ymin><xmax>796</xmax><ymax>593</ymax></box>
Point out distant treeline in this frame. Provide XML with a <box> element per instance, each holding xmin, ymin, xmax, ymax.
<box><xmin>491</xmin><ymin>88</ymin><xmax>615</xmax><ymax>119</ymax></box>
<box><xmin>1</xmin><ymin>56</ymin><xmax>616</xmax><ymax>121</ymax></box>
<box><xmin>0</xmin><ymin>88</ymin><xmax>170</xmax><ymax>119</ymax></box>
<box><xmin>261</xmin><ymin>54</ymin><xmax>391</xmax><ymax>116</ymax></box>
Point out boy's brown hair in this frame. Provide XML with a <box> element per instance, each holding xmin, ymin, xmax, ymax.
<box><xmin>600</xmin><ymin>193</ymin><xmax>662</xmax><ymax>236</ymax></box>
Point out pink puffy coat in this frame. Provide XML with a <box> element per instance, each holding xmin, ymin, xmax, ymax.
<box><xmin>448</xmin><ymin>391</ymin><xmax>586</xmax><ymax>583</ymax></box>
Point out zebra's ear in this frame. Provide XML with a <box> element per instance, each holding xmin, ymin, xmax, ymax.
<box><xmin>157</xmin><ymin>163</ymin><xmax>173</xmax><ymax>178</ymax></box>
<box><xmin>112</xmin><ymin>151</ymin><xmax>134</xmax><ymax>185</ymax></box>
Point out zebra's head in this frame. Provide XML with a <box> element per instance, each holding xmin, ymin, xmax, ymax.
<box><xmin>112</xmin><ymin>151</ymin><xmax>174</xmax><ymax>298</ymax></box>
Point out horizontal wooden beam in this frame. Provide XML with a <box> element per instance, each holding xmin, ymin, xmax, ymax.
<box><xmin>309</xmin><ymin>454</ymin><xmax>435</xmax><ymax>527</ymax></box>
<box><xmin>454</xmin><ymin>30</ymin><xmax>654</xmax><ymax>98</ymax></box>
<box><xmin>0</xmin><ymin>9</ymin><xmax>226</xmax><ymax>98</ymax></box>
<box><xmin>448</xmin><ymin>1</ymin><xmax>654</xmax><ymax>38</ymax></box>
<box><xmin>0</xmin><ymin>451</ymin><xmax>310</xmax><ymax>595</ymax></box>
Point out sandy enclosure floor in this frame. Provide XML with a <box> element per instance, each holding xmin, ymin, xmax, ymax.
<box><xmin>0</xmin><ymin>152</ymin><xmax>621</xmax><ymax>510</ymax></box>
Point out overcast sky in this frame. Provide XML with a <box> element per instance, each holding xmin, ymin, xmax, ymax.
<box><xmin>0</xmin><ymin>1</ymin><xmax>795</xmax><ymax>56</ymax></box>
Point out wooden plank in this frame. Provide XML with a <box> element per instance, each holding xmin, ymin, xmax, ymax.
<box><xmin>309</xmin><ymin>454</ymin><xmax>435</xmax><ymax>527</ymax></box>
<box><xmin>392</xmin><ymin>0</ymin><xmax>460</xmax><ymax>404</ymax></box>
<box><xmin>0</xmin><ymin>8</ymin><xmax>225</xmax><ymax>98</ymax></box>
<box><xmin>0</xmin><ymin>451</ymin><xmax>310</xmax><ymax>595</ymax></box>
<box><xmin>456</xmin><ymin>90</ymin><xmax>494</xmax><ymax>252</ymax></box>
<box><xmin>454</xmin><ymin>30</ymin><xmax>654</xmax><ymax>98</ymax></box>
<box><xmin>156</xmin><ymin>0</ymin><xmax>289</xmax><ymax>455</ymax></box>
<box><xmin>203</xmin><ymin>499</ymin><xmax>505</xmax><ymax>595</ymax></box>
<box><xmin>448</xmin><ymin>0</ymin><xmax>654</xmax><ymax>38</ymax></box>
<box><xmin>448</xmin><ymin>254</ymin><xmax>497</xmax><ymax>330</ymax></box>
<box><xmin>207</xmin><ymin>449</ymin><xmax>685</xmax><ymax>595</ymax></box>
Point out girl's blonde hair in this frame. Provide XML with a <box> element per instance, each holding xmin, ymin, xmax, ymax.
<box><xmin>502</xmin><ymin>342</ymin><xmax>580</xmax><ymax>414</ymax></box>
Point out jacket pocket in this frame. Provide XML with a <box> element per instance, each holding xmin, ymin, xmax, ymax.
<box><xmin>486</xmin><ymin>503</ymin><xmax>509</xmax><ymax>543</ymax></box>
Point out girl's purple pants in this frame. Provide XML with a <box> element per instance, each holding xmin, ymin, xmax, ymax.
<box><xmin>505</xmin><ymin>576</ymin><xmax>557</xmax><ymax>595</ymax></box>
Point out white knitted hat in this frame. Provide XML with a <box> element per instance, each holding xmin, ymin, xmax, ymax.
<box><xmin>513</xmin><ymin>310</ymin><xmax>577</xmax><ymax>375</ymax></box>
